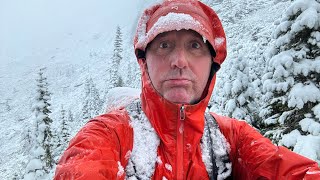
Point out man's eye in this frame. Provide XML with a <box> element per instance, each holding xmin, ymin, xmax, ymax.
<box><xmin>159</xmin><ymin>42</ymin><xmax>170</xmax><ymax>48</ymax></box>
<box><xmin>191</xmin><ymin>42</ymin><xmax>201</xmax><ymax>49</ymax></box>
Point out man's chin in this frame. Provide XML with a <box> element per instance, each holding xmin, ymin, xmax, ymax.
<box><xmin>163</xmin><ymin>91</ymin><xmax>192</xmax><ymax>105</ymax></box>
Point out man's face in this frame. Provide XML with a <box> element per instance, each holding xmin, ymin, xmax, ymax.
<box><xmin>145</xmin><ymin>30</ymin><xmax>212</xmax><ymax>104</ymax></box>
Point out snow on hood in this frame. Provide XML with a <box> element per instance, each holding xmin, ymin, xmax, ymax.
<box><xmin>134</xmin><ymin>0</ymin><xmax>227</xmax><ymax>65</ymax></box>
<box><xmin>136</xmin><ymin>12</ymin><xmax>208</xmax><ymax>51</ymax></box>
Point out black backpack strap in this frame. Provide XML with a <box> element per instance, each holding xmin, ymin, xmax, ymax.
<box><xmin>204</xmin><ymin>112</ymin><xmax>219</xmax><ymax>180</ymax></box>
<box><xmin>204</xmin><ymin>112</ymin><xmax>232</xmax><ymax>180</ymax></box>
<box><xmin>126</xmin><ymin>100</ymin><xmax>142</xmax><ymax>116</ymax></box>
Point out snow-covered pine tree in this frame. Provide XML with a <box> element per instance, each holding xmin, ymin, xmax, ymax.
<box><xmin>22</xmin><ymin>127</ymin><xmax>33</xmax><ymax>163</ymax></box>
<box><xmin>109</xmin><ymin>25</ymin><xmax>124</xmax><ymax>89</ymax></box>
<box><xmin>60</xmin><ymin>105</ymin><xmax>70</xmax><ymax>149</ymax></box>
<box><xmin>125</xmin><ymin>58</ymin><xmax>141</xmax><ymax>88</ymax></box>
<box><xmin>135</xmin><ymin>67</ymin><xmax>142</xmax><ymax>88</ymax></box>
<box><xmin>24</xmin><ymin>68</ymin><xmax>54</xmax><ymax>179</ymax></box>
<box><xmin>211</xmin><ymin>54</ymin><xmax>255</xmax><ymax>123</ymax></box>
<box><xmin>126</xmin><ymin>60</ymin><xmax>133</xmax><ymax>86</ymax></box>
<box><xmin>5</xmin><ymin>98</ymin><xmax>11</xmax><ymax>111</ymax></box>
<box><xmin>260</xmin><ymin>0</ymin><xmax>320</xmax><ymax>164</ymax></box>
<box><xmin>52</xmin><ymin>105</ymin><xmax>69</xmax><ymax>163</ymax></box>
<box><xmin>208</xmin><ymin>1</ymin><xmax>274</xmax><ymax>126</ymax></box>
<box><xmin>67</xmin><ymin>109</ymin><xmax>74</xmax><ymax>123</ymax></box>
<box><xmin>82</xmin><ymin>77</ymin><xmax>103</xmax><ymax>120</ymax></box>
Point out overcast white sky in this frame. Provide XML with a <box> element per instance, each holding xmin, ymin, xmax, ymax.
<box><xmin>0</xmin><ymin>0</ymin><xmax>157</xmax><ymax>64</ymax></box>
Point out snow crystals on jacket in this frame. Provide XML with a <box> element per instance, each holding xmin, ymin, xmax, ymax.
<box><xmin>125</xmin><ymin>100</ymin><xmax>231</xmax><ymax>180</ymax></box>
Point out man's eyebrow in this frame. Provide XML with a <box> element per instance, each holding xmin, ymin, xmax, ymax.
<box><xmin>154</xmin><ymin>32</ymin><xmax>169</xmax><ymax>40</ymax></box>
<box><xmin>189</xmin><ymin>31</ymin><xmax>204</xmax><ymax>40</ymax></box>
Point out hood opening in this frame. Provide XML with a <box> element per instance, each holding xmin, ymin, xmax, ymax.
<box><xmin>136</xmin><ymin>39</ymin><xmax>216</xmax><ymax>60</ymax></box>
<box><xmin>199</xmin><ymin>61</ymin><xmax>220</xmax><ymax>103</ymax></box>
<box><xmin>137</xmin><ymin>39</ymin><xmax>219</xmax><ymax>105</ymax></box>
<box><xmin>136</xmin><ymin>49</ymin><xmax>146</xmax><ymax>59</ymax></box>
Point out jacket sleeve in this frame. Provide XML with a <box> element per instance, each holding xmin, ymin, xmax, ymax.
<box><xmin>54</xmin><ymin>108</ymin><xmax>133</xmax><ymax>180</ymax></box>
<box><xmin>212</xmin><ymin>113</ymin><xmax>320</xmax><ymax>180</ymax></box>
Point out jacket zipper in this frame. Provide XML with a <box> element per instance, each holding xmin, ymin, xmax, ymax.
<box><xmin>177</xmin><ymin>104</ymin><xmax>185</xmax><ymax>179</ymax></box>
<box><xmin>180</xmin><ymin>105</ymin><xmax>185</xmax><ymax>120</ymax></box>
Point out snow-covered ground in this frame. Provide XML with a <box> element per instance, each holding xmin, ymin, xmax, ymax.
<box><xmin>0</xmin><ymin>0</ymin><xmax>319</xmax><ymax>179</ymax></box>
<box><xmin>0</xmin><ymin>1</ymin><xmax>146</xmax><ymax>178</ymax></box>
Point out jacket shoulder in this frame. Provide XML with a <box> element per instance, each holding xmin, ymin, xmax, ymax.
<box><xmin>209</xmin><ymin>112</ymin><xmax>256</xmax><ymax>145</ymax></box>
<box><xmin>93</xmin><ymin>107</ymin><xmax>132</xmax><ymax>128</ymax></box>
<box><xmin>209</xmin><ymin>112</ymin><xmax>320</xmax><ymax>179</ymax></box>
<box><xmin>54</xmin><ymin>108</ymin><xmax>133</xmax><ymax>179</ymax></box>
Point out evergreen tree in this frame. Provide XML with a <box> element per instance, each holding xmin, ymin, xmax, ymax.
<box><xmin>227</xmin><ymin>56</ymin><xmax>254</xmax><ymax>123</ymax></box>
<box><xmin>53</xmin><ymin>106</ymin><xmax>64</xmax><ymax>153</ymax></box>
<box><xmin>52</xmin><ymin>105</ymin><xmax>73</xmax><ymax>164</ymax></box>
<box><xmin>210</xmin><ymin>54</ymin><xmax>255</xmax><ymax>123</ymax></box>
<box><xmin>60</xmin><ymin>105</ymin><xmax>70</xmax><ymax>149</ymax></box>
<box><xmin>5</xmin><ymin>98</ymin><xmax>11</xmax><ymax>111</ymax></box>
<box><xmin>67</xmin><ymin>109</ymin><xmax>74</xmax><ymax>123</ymax></box>
<box><xmin>133</xmin><ymin>67</ymin><xmax>142</xmax><ymax>88</ymax></box>
<box><xmin>260</xmin><ymin>0</ymin><xmax>320</xmax><ymax>163</ymax></box>
<box><xmin>209</xmin><ymin>22</ymin><xmax>271</xmax><ymax>123</ymax></box>
<box><xmin>24</xmin><ymin>68</ymin><xmax>54</xmax><ymax>179</ymax></box>
<box><xmin>209</xmin><ymin>0</ymin><xmax>276</xmax><ymax>126</ymax></box>
<box><xmin>109</xmin><ymin>26</ymin><xmax>124</xmax><ymax>89</ymax></box>
<box><xmin>241</xmin><ymin>31</ymin><xmax>272</xmax><ymax>127</ymax></box>
<box><xmin>51</xmin><ymin>127</ymin><xmax>60</xmax><ymax>163</ymax></box>
<box><xmin>125</xmin><ymin>59</ymin><xmax>141</xmax><ymax>88</ymax></box>
<box><xmin>82</xmin><ymin>78</ymin><xmax>103</xmax><ymax>120</ymax></box>
<box><xmin>126</xmin><ymin>61</ymin><xmax>133</xmax><ymax>86</ymax></box>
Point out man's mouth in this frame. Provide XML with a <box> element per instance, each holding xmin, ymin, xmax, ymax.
<box><xmin>165</xmin><ymin>78</ymin><xmax>191</xmax><ymax>86</ymax></box>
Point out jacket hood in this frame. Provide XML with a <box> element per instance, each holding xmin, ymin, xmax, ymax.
<box><xmin>133</xmin><ymin>0</ymin><xmax>226</xmax><ymax>109</ymax></box>
<box><xmin>133</xmin><ymin>2</ymin><xmax>226</xmax><ymax>177</ymax></box>
<box><xmin>134</xmin><ymin>0</ymin><xmax>227</xmax><ymax>65</ymax></box>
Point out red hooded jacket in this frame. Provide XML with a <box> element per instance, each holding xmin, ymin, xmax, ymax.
<box><xmin>54</xmin><ymin>0</ymin><xmax>320</xmax><ymax>179</ymax></box>
<box><xmin>53</xmin><ymin>45</ymin><xmax>320</xmax><ymax>180</ymax></box>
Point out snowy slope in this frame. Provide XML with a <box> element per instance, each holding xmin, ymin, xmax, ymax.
<box><xmin>0</xmin><ymin>0</ymin><xmax>319</xmax><ymax>179</ymax></box>
<box><xmin>0</xmin><ymin>1</ymin><xmax>145</xmax><ymax>178</ymax></box>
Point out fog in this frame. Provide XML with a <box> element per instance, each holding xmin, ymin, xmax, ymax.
<box><xmin>0</xmin><ymin>0</ymin><xmax>152</xmax><ymax>64</ymax></box>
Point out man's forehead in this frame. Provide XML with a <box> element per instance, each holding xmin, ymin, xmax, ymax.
<box><xmin>153</xmin><ymin>30</ymin><xmax>203</xmax><ymax>40</ymax></box>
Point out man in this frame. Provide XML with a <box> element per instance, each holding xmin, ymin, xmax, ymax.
<box><xmin>54</xmin><ymin>0</ymin><xmax>320</xmax><ymax>179</ymax></box>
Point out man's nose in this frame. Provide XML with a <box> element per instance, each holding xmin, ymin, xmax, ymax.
<box><xmin>170</xmin><ymin>47</ymin><xmax>188</xmax><ymax>69</ymax></box>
